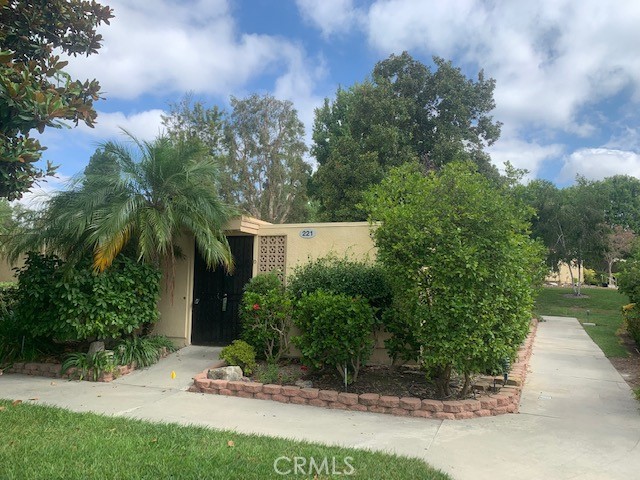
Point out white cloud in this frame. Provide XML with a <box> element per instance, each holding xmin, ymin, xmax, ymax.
<box><xmin>62</xmin><ymin>0</ymin><xmax>320</xmax><ymax>100</ymax></box>
<box><xmin>11</xmin><ymin>175</ymin><xmax>71</xmax><ymax>211</ymax></box>
<box><xmin>488</xmin><ymin>135</ymin><xmax>564</xmax><ymax>181</ymax></box>
<box><xmin>559</xmin><ymin>148</ymin><xmax>640</xmax><ymax>182</ymax></box>
<box><xmin>272</xmin><ymin>51</ymin><xmax>327</xmax><ymax>167</ymax></box>
<box><xmin>364</xmin><ymin>0</ymin><xmax>640</xmax><ymax>134</ymax></box>
<box><xmin>77</xmin><ymin>110</ymin><xmax>166</xmax><ymax>142</ymax></box>
<box><xmin>296</xmin><ymin>0</ymin><xmax>359</xmax><ymax>37</ymax></box>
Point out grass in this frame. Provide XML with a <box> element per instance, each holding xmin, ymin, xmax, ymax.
<box><xmin>534</xmin><ymin>286</ymin><xmax>630</xmax><ymax>357</ymax></box>
<box><xmin>0</xmin><ymin>400</ymin><xmax>450</xmax><ymax>480</ymax></box>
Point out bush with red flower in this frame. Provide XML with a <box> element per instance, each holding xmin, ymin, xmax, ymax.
<box><xmin>239</xmin><ymin>272</ymin><xmax>292</xmax><ymax>362</ymax></box>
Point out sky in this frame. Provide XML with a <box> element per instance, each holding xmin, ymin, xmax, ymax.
<box><xmin>27</xmin><ymin>0</ymin><xmax>640</xmax><ymax>203</ymax></box>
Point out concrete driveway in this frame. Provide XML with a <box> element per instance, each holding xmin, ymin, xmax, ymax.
<box><xmin>1</xmin><ymin>316</ymin><xmax>639</xmax><ymax>479</ymax></box>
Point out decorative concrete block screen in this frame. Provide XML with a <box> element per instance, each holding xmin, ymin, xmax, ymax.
<box><xmin>258</xmin><ymin>235</ymin><xmax>287</xmax><ymax>280</ymax></box>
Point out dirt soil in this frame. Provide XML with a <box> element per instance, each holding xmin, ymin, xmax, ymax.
<box><xmin>250</xmin><ymin>360</ymin><xmax>493</xmax><ymax>400</ymax></box>
<box><xmin>609</xmin><ymin>332</ymin><xmax>640</xmax><ymax>391</ymax></box>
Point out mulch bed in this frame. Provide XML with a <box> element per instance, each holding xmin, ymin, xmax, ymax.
<box><xmin>250</xmin><ymin>360</ymin><xmax>502</xmax><ymax>400</ymax></box>
<box><xmin>609</xmin><ymin>331</ymin><xmax>640</xmax><ymax>391</ymax></box>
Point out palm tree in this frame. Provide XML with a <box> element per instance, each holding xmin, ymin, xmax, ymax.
<box><xmin>7</xmin><ymin>133</ymin><xmax>236</xmax><ymax>278</ymax></box>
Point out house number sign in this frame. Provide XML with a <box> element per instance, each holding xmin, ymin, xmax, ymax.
<box><xmin>299</xmin><ymin>228</ymin><xmax>316</xmax><ymax>239</ymax></box>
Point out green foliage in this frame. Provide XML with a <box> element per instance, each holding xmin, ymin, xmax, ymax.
<box><xmin>598</xmin><ymin>175</ymin><xmax>640</xmax><ymax>232</ymax></box>
<box><xmin>219</xmin><ymin>340</ymin><xmax>257</xmax><ymax>375</ymax></box>
<box><xmin>163</xmin><ymin>93</ymin><xmax>312</xmax><ymax>223</ymax></box>
<box><xmin>239</xmin><ymin>272</ymin><xmax>292</xmax><ymax>362</ymax></box>
<box><xmin>61</xmin><ymin>350</ymin><xmax>115</xmax><ymax>382</ymax></box>
<box><xmin>0</xmin><ymin>400</ymin><xmax>452</xmax><ymax>480</ymax></box>
<box><xmin>288</xmin><ymin>255</ymin><xmax>393</xmax><ymax>320</ymax></box>
<box><xmin>534</xmin><ymin>286</ymin><xmax>630</xmax><ymax>357</ymax></box>
<box><xmin>12</xmin><ymin>252</ymin><xmax>160</xmax><ymax>342</ymax></box>
<box><xmin>0</xmin><ymin>0</ymin><xmax>113</xmax><ymax>200</ymax></box>
<box><xmin>114</xmin><ymin>336</ymin><xmax>175</xmax><ymax>368</ymax></box>
<box><xmin>0</xmin><ymin>281</ymin><xmax>16</xmax><ymax>317</ymax></box>
<box><xmin>5</xmin><ymin>135</ymin><xmax>235</xmax><ymax>276</ymax></box>
<box><xmin>622</xmin><ymin>304</ymin><xmax>640</xmax><ymax>348</ymax></box>
<box><xmin>224</xmin><ymin>94</ymin><xmax>311</xmax><ymax>223</ymax></box>
<box><xmin>583</xmin><ymin>268</ymin><xmax>598</xmax><ymax>285</ymax></box>
<box><xmin>292</xmin><ymin>290</ymin><xmax>375</xmax><ymax>383</ymax></box>
<box><xmin>364</xmin><ymin>161</ymin><xmax>545</xmax><ymax>397</ymax></box>
<box><xmin>252</xmin><ymin>362</ymin><xmax>299</xmax><ymax>385</ymax></box>
<box><xmin>242</xmin><ymin>271</ymin><xmax>283</xmax><ymax>296</ymax></box>
<box><xmin>311</xmin><ymin>52</ymin><xmax>501</xmax><ymax>221</ymax></box>
<box><xmin>617</xmin><ymin>256</ymin><xmax>640</xmax><ymax>304</ymax></box>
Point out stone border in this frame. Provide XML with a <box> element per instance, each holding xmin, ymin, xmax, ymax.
<box><xmin>189</xmin><ymin>319</ymin><xmax>538</xmax><ymax>420</ymax></box>
<box><xmin>3</xmin><ymin>347</ymin><xmax>172</xmax><ymax>382</ymax></box>
<box><xmin>4</xmin><ymin>362</ymin><xmax>135</xmax><ymax>382</ymax></box>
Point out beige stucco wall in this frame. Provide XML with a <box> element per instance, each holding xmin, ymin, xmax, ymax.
<box><xmin>153</xmin><ymin>233</ymin><xmax>195</xmax><ymax>347</ymax></box>
<box><xmin>545</xmin><ymin>261</ymin><xmax>584</xmax><ymax>285</ymax></box>
<box><xmin>154</xmin><ymin>220</ymin><xmax>378</xmax><ymax>347</ymax></box>
<box><xmin>0</xmin><ymin>257</ymin><xmax>23</xmax><ymax>283</ymax></box>
<box><xmin>256</xmin><ymin>222</ymin><xmax>377</xmax><ymax>279</ymax></box>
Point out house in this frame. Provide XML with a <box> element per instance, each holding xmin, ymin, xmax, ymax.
<box><xmin>155</xmin><ymin>216</ymin><xmax>377</xmax><ymax>347</ymax></box>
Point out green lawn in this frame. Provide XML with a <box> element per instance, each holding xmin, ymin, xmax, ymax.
<box><xmin>0</xmin><ymin>400</ymin><xmax>450</xmax><ymax>480</ymax></box>
<box><xmin>534</xmin><ymin>286</ymin><xmax>630</xmax><ymax>357</ymax></box>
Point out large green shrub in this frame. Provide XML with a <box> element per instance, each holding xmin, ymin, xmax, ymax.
<box><xmin>292</xmin><ymin>290</ymin><xmax>375</xmax><ymax>383</ymax></box>
<box><xmin>363</xmin><ymin>162</ymin><xmax>545</xmax><ymax>398</ymax></box>
<box><xmin>622</xmin><ymin>304</ymin><xmax>640</xmax><ymax>347</ymax></box>
<box><xmin>13</xmin><ymin>252</ymin><xmax>160</xmax><ymax>342</ymax></box>
<box><xmin>288</xmin><ymin>255</ymin><xmax>392</xmax><ymax>320</ymax></box>
<box><xmin>240</xmin><ymin>272</ymin><xmax>292</xmax><ymax>362</ymax></box>
<box><xmin>617</xmin><ymin>257</ymin><xmax>640</xmax><ymax>304</ymax></box>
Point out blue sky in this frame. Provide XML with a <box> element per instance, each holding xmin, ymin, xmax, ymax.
<box><xmin>28</xmin><ymin>0</ymin><xmax>640</xmax><ymax>204</ymax></box>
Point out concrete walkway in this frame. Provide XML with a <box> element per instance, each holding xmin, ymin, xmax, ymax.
<box><xmin>1</xmin><ymin>316</ymin><xmax>639</xmax><ymax>479</ymax></box>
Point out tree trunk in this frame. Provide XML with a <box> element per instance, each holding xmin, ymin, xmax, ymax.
<box><xmin>567</xmin><ymin>262</ymin><xmax>576</xmax><ymax>294</ymax></box>
<box><xmin>87</xmin><ymin>341</ymin><xmax>105</xmax><ymax>356</ymax></box>
<box><xmin>460</xmin><ymin>372</ymin><xmax>472</xmax><ymax>397</ymax></box>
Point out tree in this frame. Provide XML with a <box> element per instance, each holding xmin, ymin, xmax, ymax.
<box><xmin>162</xmin><ymin>94</ymin><xmax>227</xmax><ymax>158</ymax></box>
<box><xmin>224</xmin><ymin>94</ymin><xmax>311</xmax><ymax>223</ymax></box>
<box><xmin>364</xmin><ymin>162</ymin><xmax>544</xmax><ymax>398</ymax></box>
<box><xmin>311</xmin><ymin>52</ymin><xmax>502</xmax><ymax>221</ymax></box>
<box><xmin>162</xmin><ymin>93</ymin><xmax>312</xmax><ymax>223</ymax></box>
<box><xmin>598</xmin><ymin>175</ymin><xmax>640</xmax><ymax>233</ymax></box>
<box><xmin>0</xmin><ymin>0</ymin><xmax>113</xmax><ymax>200</ymax></box>
<box><xmin>603</xmin><ymin>225</ymin><xmax>636</xmax><ymax>286</ymax></box>
<box><xmin>517</xmin><ymin>178</ymin><xmax>608</xmax><ymax>294</ymax></box>
<box><xmin>6</xmin><ymin>134</ymin><xmax>235</xmax><ymax>278</ymax></box>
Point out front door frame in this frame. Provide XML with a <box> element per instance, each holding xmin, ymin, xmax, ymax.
<box><xmin>191</xmin><ymin>235</ymin><xmax>255</xmax><ymax>345</ymax></box>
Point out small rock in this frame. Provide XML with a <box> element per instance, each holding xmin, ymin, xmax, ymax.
<box><xmin>207</xmin><ymin>366</ymin><xmax>243</xmax><ymax>381</ymax></box>
<box><xmin>295</xmin><ymin>379</ymin><xmax>313</xmax><ymax>388</ymax></box>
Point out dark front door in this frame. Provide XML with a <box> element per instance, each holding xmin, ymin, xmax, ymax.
<box><xmin>191</xmin><ymin>236</ymin><xmax>254</xmax><ymax>344</ymax></box>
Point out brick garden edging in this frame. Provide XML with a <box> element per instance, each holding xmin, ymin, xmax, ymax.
<box><xmin>3</xmin><ymin>346</ymin><xmax>172</xmax><ymax>382</ymax></box>
<box><xmin>4</xmin><ymin>362</ymin><xmax>135</xmax><ymax>382</ymax></box>
<box><xmin>189</xmin><ymin>319</ymin><xmax>539</xmax><ymax>420</ymax></box>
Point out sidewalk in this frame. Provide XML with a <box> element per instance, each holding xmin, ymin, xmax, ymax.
<box><xmin>1</xmin><ymin>316</ymin><xmax>639</xmax><ymax>479</ymax></box>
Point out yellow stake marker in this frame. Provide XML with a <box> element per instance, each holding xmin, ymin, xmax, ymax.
<box><xmin>170</xmin><ymin>371</ymin><xmax>176</xmax><ymax>380</ymax></box>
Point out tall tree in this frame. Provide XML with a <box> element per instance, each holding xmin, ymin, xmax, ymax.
<box><xmin>7</xmin><ymin>135</ymin><xmax>235</xmax><ymax>277</ymax></box>
<box><xmin>162</xmin><ymin>94</ymin><xmax>312</xmax><ymax>223</ymax></box>
<box><xmin>311</xmin><ymin>52</ymin><xmax>502</xmax><ymax>221</ymax></box>
<box><xmin>0</xmin><ymin>0</ymin><xmax>113</xmax><ymax>200</ymax></box>
<box><xmin>603</xmin><ymin>225</ymin><xmax>636</xmax><ymax>285</ymax></box>
<box><xmin>597</xmin><ymin>175</ymin><xmax>640</xmax><ymax>232</ymax></box>
<box><xmin>224</xmin><ymin>94</ymin><xmax>311</xmax><ymax>223</ymax></box>
<box><xmin>364</xmin><ymin>161</ymin><xmax>544</xmax><ymax>397</ymax></box>
<box><xmin>162</xmin><ymin>94</ymin><xmax>227</xmax><ymax>158</ymax></box>
<box><xmin>517</xmin><ymin>178</ymin><xmax>608</xmax><ymax>294</ymax></box>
